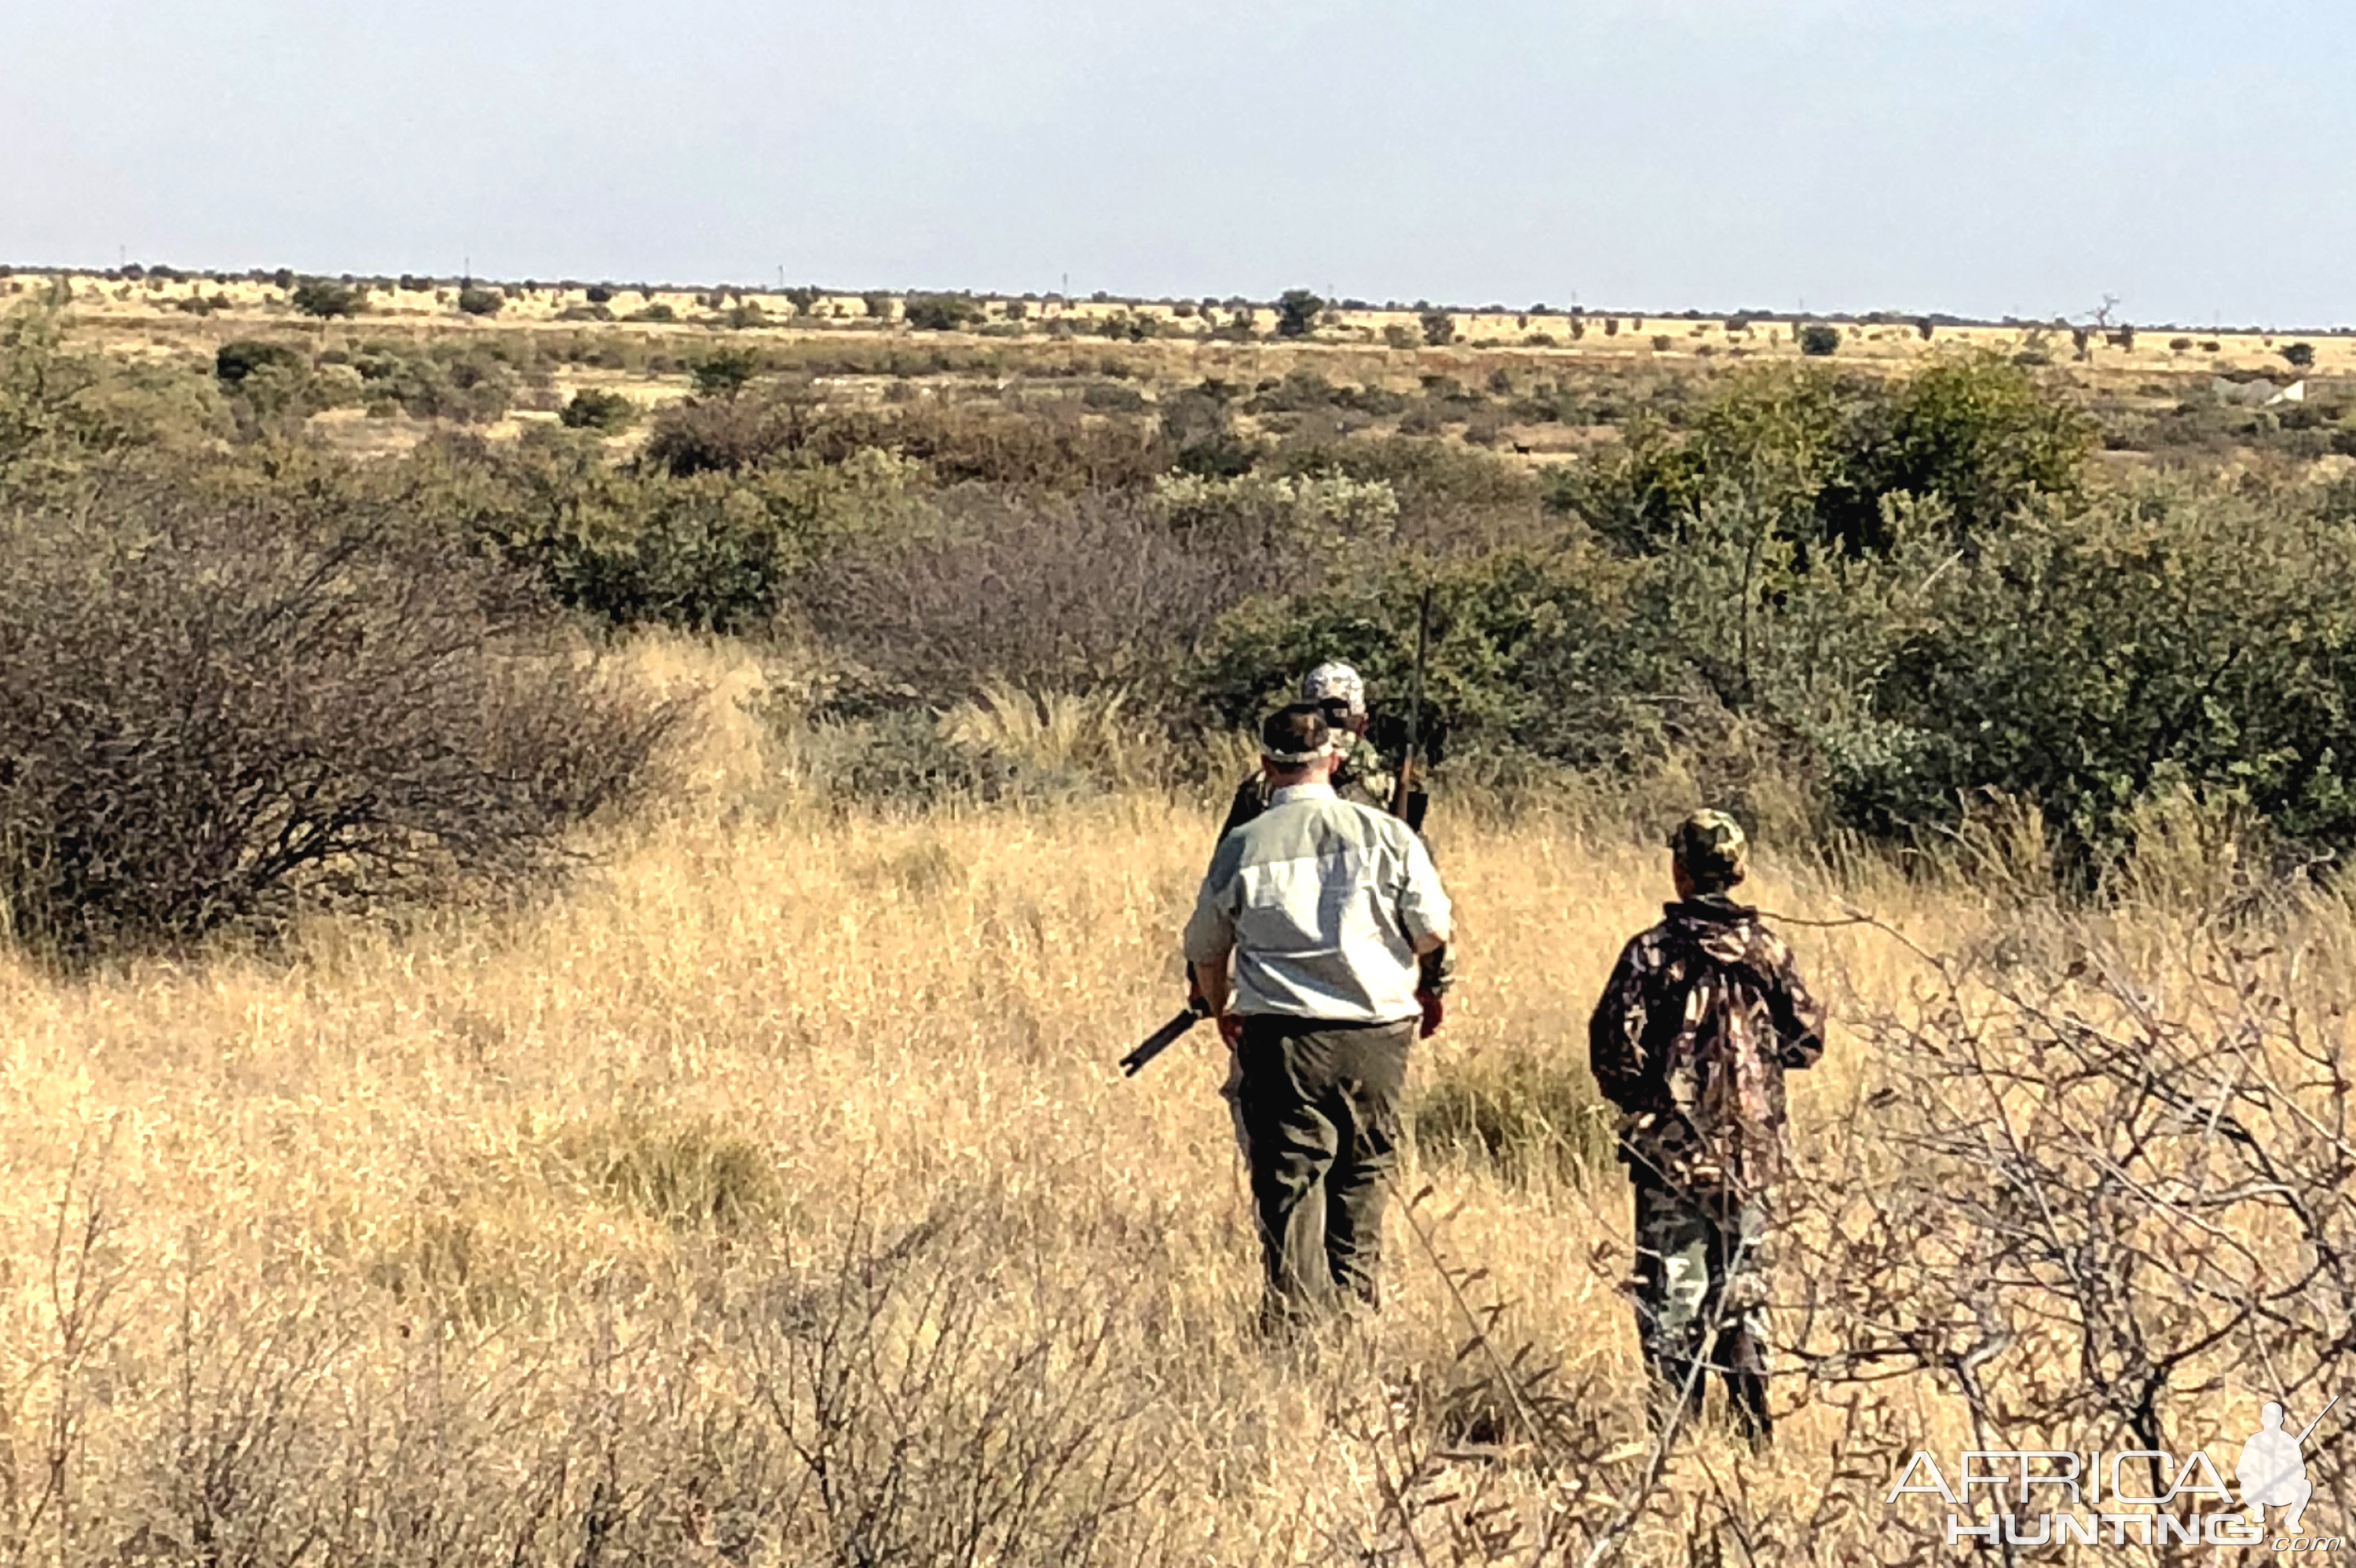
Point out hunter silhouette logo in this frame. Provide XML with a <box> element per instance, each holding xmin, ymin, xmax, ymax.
<box><xmin>1886</xmin><ymin>1393</ymin><xmax>2341</xmax><ymax>1549</ymax></box>
<box><xmin>2240</xmin><ymin>1397</ymin><xmax>2336</xmax><ymax>1537</ymax></box>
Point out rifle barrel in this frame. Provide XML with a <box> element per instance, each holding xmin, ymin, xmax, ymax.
<box><xmin>1118</xmin><ymin>1008</ymin><xmax>1202</xmax><ymax>1076</ymax></box>
<box><xmin>1390</xmin><ymin>586</ymin><xmax>1435</xmax><ymax>819</ymax></box>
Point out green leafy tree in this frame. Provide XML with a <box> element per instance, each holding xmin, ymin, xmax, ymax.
<box><xmin>1798</xmin><ymin>323</ymin><xmax>1842</xmax><ymax>356</ymax></box>
<box><xmin>1836</xmin><ymin>353</ymin><xmax>2096</xmax><ymax>548</ymax></box>
<box><xmin>1275</xmin><ymin>290</ymin><xmax>1324</xmax><ymax>339</ymax></box>
<box><xmin>558</xmin><ymin>387</ymin><xmax>638</xmax><ymax>432</ymax></box>
<box><xmin>902</xmin><ymin>294</ymin><xmax>982</xmax><ymax>331</ymax></box>
<box><xmin>291</xmin><ymin>278</ymin><xmax>366</xmax><ymax>319</ymax></box>
<box><xmin>456</xmin><ymin>286</ymin><xmax>504</xmax><ymax>317</ymax></box>
<box><xmin>1419</xmin><ymin>310</ymin><xmax>1455</xmax><ymax>347</ymax></box>
<box><xmin>690</xmin><ymin>347</ymin><xmax>762</xmax><ymax>399</ymax></box>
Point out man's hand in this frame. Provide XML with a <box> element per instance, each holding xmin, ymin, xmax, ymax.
<box><xmin>1416</xmin><ymin>989</ymin><xmax>1445</xmax><ymax>1040</ymax></box>
<box><xmin>1218</xmin><ymin>1011</ymin><xmax>1244</xmax><ymax>1050</ymax></box>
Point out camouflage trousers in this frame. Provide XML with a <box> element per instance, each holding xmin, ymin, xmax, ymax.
<box><xmin>1232</xmin><ymin>1016</ymin><xmax>1413</xmax><ymax>1330</ymax></box>
<box><xmin>1629</xmin><ymin>1168</ymin><xmax>1772</xmax><ymax>1440</ymax></box>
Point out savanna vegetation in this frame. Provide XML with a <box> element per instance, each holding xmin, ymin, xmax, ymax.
<box><xmin>0</xmin><ymin>289</ymin><xmax>2351</xmax><ymax>1562</ymax></box>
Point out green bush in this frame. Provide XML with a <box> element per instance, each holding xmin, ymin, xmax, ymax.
<box><xmin>214</xmin><ymin>338</ymin><xmax>305</xmax><ymax>386</ymax></box>
<box><xmin>1271</xmin><ymin>433</ymin><xmax>1538</xmax><ymax>511</ymax></box>
<box><xmin>1798</xmin><ymin>323</ymin><xmax>1842</xmax><ymax>356</ymax></box>
<box><xmin>1842</xmin><ymin>486</ymin><xmax>2356</xmax><ymax>872</ymax></box>
<box><xmin>456</xmin><ymin>286</ymin><xmax>504</xmax><ymax>317</ymax></box>
<box><xmin>903</xmin><ymin>294</ymin><xmax>982</xmax><ymax>332</ymax></box>
<box><xmin>442</xmin><ymin>433</ymin><xmax>927</xmax><ymax>632</ymax></box>
<box><xmin>1419</xmin><ymin>310</ymin><xmax>1455</xmax><ymax>347</ymax></box>
<box><xmin>690</xmin><ymin>347</ymin><xmax>762</xmax><ymax>398</ymax></box>
<box><xmin>1190</xmin><ymin>549</ymin><xmax>1714</xmax><ymax>777</ymax></box>
<box><xmin>558</xmin><ymin>387</ymin><xmax>638</xmax><ymax>432</ymax></box>
<box><xmin>291</xmin><ymin>278</ymin><xmax>366</xmax><ymax>319</ymax></box>
<box><xmin>2283</xmin><ymin>342</ymin><xmax>2317</xmax><ymax>370</ymax></box>
<box><xmin>345</xmin><ymin>342</ymin><xmax>518</xmax><ymax>424</ymax></box>
<box><xmin>1559</xmin><ymin>356</ymin><xmax>2092</xmax><ymax>556</ymax></box>
<box><xmin>642</xmin><ymin>390</ymin><xmax>812</xmax><ymax>476</ymax></box>
<box><xmin>1837</xmin><ymin>352</ymin><xmax>2094</xmax><ymax>546</ymax></box>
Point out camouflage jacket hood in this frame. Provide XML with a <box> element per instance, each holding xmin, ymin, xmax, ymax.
<box><xmin>1587</xmin><ymin>896</ymin><xmax>1825</xmax><ymax>1193</ymax></box>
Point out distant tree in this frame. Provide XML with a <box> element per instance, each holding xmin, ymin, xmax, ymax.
<box><xmin>2283</xmin><ymin>342</ymin><xmax>2318</xmax><ymax>370</ymax></box>
<box><xmin>692</xmin><ymin>347</ymin><xmax>762</xmax><ymax>398</ymax></box>
<box><xmin>1419</xmin><ymin>310</ymin><xmax>1456</xmax><ymax>348</ymax></box>
<box><xmin>1003</xmin><ymin>298</ymin><xmax>1029</xmax><ymax>321</ymax></box>
<box><xmin>456</xmin><ymin>286</ymin><xmax>504</xmax><ymax>317</ymax></box>
<box><xmin>782</xmin><ymin>286</ymin><xmax>820</xmax><ymax>316</ymax></box>
<box><xmin>1799</xmin><ymin>323</ymin><xmax>1842</xmax><ymax>356</ymax></box>
<box><xmin>1382</xmin><ymin>323</ymin><xmax>1414</xmax><ymax>350</ymax></box>
<box><xmin>902</xmin><ymin>293</ymin><xmax>983</xmax><ymax>331</ymax></box>
<box><xmin>271</xmin><ymin>267</ymin><xmax>296</xmax><ymax>292</ymax></box>
<box><xmin>1915</xmin><ymin>317</ymin><xmax>1936</xmax><ymax>341</ymax></box>
<box><xmin>585</xmin><ymin>283</ymin><xmax>616</xmax><ymax>305</ymax></box>
<box><xmin>559</xmin><ymin>387</ymin><xmax>638</xmax><ymax>432</ymax></box>
<box><xmin>214</xmin><ymin>339</ymin><xmax>303</xmax><ymax>386</ymax></box>
<box><xmin>291</xmin><ymin>278</ymin><xmax>366</xmax><ymax>319</ymax></box>
<box><xmin>1275</xmin><ymin>290</ymin><xmax>1324</xmax><ymax>339</ymax></box>
<box><xmin>861</xmin><ymin>291</ymin><xmax>894</xmax><ymax>320</ymax></box>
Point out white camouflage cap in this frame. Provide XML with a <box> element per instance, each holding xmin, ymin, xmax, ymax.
<box><xmin>1301</xmin><ymin>662</ymin><xmax>1366</xmax><ymax>719</ymax></box>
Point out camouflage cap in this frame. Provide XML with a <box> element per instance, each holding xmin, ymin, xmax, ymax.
<box><xmin>1301</xmin><ymin>662</ymin><xmax>1366</xmax><ymax>719</ymax></box>
<box><xmin>1667</xmin><ymin>809</ymin><xmax>1748</xmax><ymax>891</ymax></box>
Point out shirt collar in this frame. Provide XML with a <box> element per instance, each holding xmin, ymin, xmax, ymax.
<box><xmin>1268</xmin><ymin>782</ymin><xmax>1337</xmax><ymax>807</ymax></box>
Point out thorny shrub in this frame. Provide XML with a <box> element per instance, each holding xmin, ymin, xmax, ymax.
<box><xmin>0</xmin><ymin>492</ymin><xmax>679</xmax><ymax>956</ymax></box>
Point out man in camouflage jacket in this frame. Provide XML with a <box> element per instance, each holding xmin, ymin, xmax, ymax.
<box><xmin>1588</xmin><ymin>810</ymin><xmax>1824</xmax><ymax>1445</ymax></box>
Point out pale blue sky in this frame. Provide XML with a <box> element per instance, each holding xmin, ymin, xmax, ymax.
<box><xmin>4</xmin><ymin>1</ymin><xmax>2349</xmax><ymax>327</ymax></box>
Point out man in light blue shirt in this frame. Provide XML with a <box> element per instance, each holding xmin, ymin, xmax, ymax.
<box><xmin>1184</xmin><ymin>703</ymin><xmax>1453</xmax><ymax>1328</ymax></box>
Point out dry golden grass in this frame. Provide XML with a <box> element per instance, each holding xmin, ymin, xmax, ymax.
<box><xmin>0</xmin><ymin>636</ymin><xmax>2343</xmax><ymax>1563</ymax></box>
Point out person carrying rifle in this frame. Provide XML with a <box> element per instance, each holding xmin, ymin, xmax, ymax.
<box><xmin>1216</xmin><ymin>663</ymin><xmax>1413</xmax><ymax>837</ymax></box>
<box><xmin>1183</xmin><ymin>703</ymin><xmax>1453</xmax><ymax>1332</ymax></box>
<box><xmin>1202</xmin><ymin>656</ymin><xmax>1454</xmax><ymax>1014</ymax></box>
